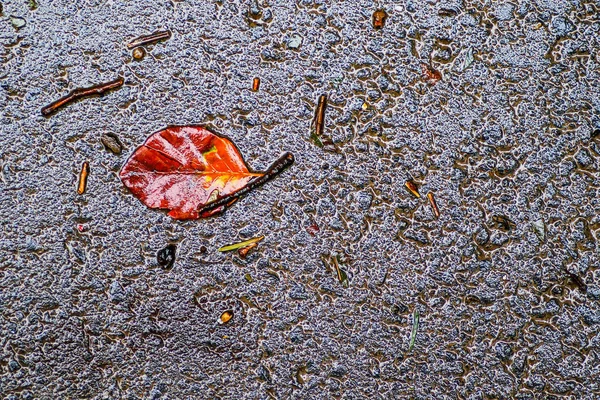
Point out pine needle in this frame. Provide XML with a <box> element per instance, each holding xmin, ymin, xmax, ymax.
<box><xmin>409</xmin><ymin>309</ymin><xmax>420</xmax><ymax>351</ymax></box>
<box><xmin>218</xmin><ymin>236</ymin><xmax>264</xmax><ymax>252</ymax></box>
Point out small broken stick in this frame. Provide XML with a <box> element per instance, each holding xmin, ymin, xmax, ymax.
<box><xmin>77</xmin><ymin>161</ymin><xmax>90</xmax><ymax>195</ymax></box>
<box><xmin>315</xmin><ymin>94</ymin><xmax>327</xmax><ymax>138</ymax></box>
<box><xmin>310</xmin><ymin>94</ymin><xmax>336</xmax><ymax>150</ymax></box>
<box><xmin>127</xmin><ymin>30</ymin><xmax>171</xmax><ymax>49</ymax></box>
<box><xmin>238</xmin><ymin>242</ymin><xmax>258</xmax><ymax>258</ymax></box>
<box><xmin>427</xmin><ymin>192</ymin><xmax>440</xmax><ymax>218</ymax></box>
<box><xmin>41</xmin><ymin>77</ymin><xmax>124</xmax><ymax>116</ymax></box>
<box><xmin>198</xmin><ymin>152</ymin><xmax>294</xmax><ymax>216</ymax></box>
<box><xmin>332</xmin><ymin>256</ymin><xmax>349</xmax><ymax>288</ymax></box>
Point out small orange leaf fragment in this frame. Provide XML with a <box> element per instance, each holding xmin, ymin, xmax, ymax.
<box><xmin>421</xmin><ymin>63</ymin><xmax>442</xmax><ymax>85</ymax></box>
<box><xmin>405</xmin><ymin>180</ymin><xmax>420</xmax><ymax>198</ymax></box>
<box><xmin>372</xmin><ymin>9</ymin><xmax>388</xmax><ymax>29</ymax></box>
<box><xmin>238</xmin><ymin>242</ymin><xmax>258</xmax><ymax>258</ymax></box>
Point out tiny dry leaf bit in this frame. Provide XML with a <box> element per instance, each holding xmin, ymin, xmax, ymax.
<box><xmin>120</xmin><ymin>126</ymin><xmax>265</xmax><ymax>220</ymax></box>
<box><xmin>372</xmin><ymin>9</ymin><xmax>388</xmax><ymax>29</ymax></box>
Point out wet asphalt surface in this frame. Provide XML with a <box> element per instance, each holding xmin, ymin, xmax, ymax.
<box><xmin>1</xmin><ymin>0</ymin><xmax>600</xmax><ymax>399</ymax></box>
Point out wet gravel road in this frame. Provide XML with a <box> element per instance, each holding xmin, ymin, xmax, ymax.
<box><xmin>1</xmin><ymin>0</ymin><xmax>600</xmax><ymax>398</ymax></box>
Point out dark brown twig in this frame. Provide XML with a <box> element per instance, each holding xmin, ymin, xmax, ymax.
<box><xmin>438</xmin><ymin>7</ymin><xmax>459</xmax><ymax>17</ymax></box>
<box><xmin>314</xmin><ymin>94</ymin><xmax>327</xmax><ymax>138</ymax></box>
<box><xmin>566</xmin><ymin>269</ymin><xmax>587</xmax><ymax>293</ymax></box>
<box><xmin>127</xmin><ymin>30</ymin><xmax>171</xmax><ymax>49</ymax></box>
<box><xmin>198</xmin><ymin>152</ymin><xmax>294</xmax><ymax>216</ymax></box>
<box><xmin>310</xmin><ymin>94</ymin><xmax>336</xmax><ymax>150</ymax></box>
<box><xmin>41</xmin><ymin>77</ymin><xmax>124</xmax><ymax>116</ymax></box>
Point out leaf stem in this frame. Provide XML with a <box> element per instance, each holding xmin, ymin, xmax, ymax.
<box><xmin>197</xmin><ymin>152</ymin><xmax>294</xmax><ymax>215</ymax></box>
<box><xmin>127</xmin><ymin>30</ymin><xmax>171</xmax><ymax>49</ymax></box>
<box><xmin>409</xmin><ymin>309</ymin><xmax>420</xmax><ymax>351</ymax></box>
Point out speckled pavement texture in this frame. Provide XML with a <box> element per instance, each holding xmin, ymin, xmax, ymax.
<box><xmin>1</xmin><ymin>0</ymin><xmax>600</xmax><ymax>399</ymax></box>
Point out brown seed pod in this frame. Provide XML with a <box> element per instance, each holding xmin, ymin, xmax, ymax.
<box><xmin>219</xmin><ymin>310</ymin><xmax>233</xmax><ymax>324</ymax></box>
<box><xmin>132</xmin><ymin>47</ymin><xmax>145</xmax><ymax>60</ymax></box>
<box><xmin>238</xmin><ymin>242</ymin><xmax>258</xmax><ymax>258</ymax></box>
<box><xmin>373</xmin><ymin>9</ymin><xmax>388</xmax><ymax>29</ymax></box>
<box><xmin>405</xmin><ymin>180</ymin><xmax>420</xmax><ymax>198</ymax></box>
<box><xmin>252</xmin><ymin>77</ymin><xmax>260</xmax><ymax>91</ymax></box>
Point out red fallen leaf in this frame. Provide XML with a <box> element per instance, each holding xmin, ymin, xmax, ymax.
<box><xmin>120</xmin><ymin>125</ymin><xmax>264</xmax><ymax>220</ymax></box>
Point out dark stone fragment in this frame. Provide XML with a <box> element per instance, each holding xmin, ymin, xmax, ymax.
<box><xmin>330</xmin><ymin>364</ymin><xmax>348</xmax><ymax>378</ymax></box>
<box><xmin>391</xmin><ymin>302</ymin><xmax>408</xmax><ymax>314</ymax></box>
<box><xmin>289</xmin><ymin>283</ymin><xmax>308</xmax><ymax>300</ymax></box>
<box><xmin>403</xmin><ymin>229</ymin><xmax>429</xmax><ymax>245</ymax></box>
<box><xmin>587</xmin><ymin>285</ymin><xmax>600</xmax><ymax>300</ymax></box>
<box><xmin>157</xmin><ymin>244</ymin><xmax>177</xmax><ymax>270</ymax></box>
<box><xmin>8</xmin><ymin>360</ymin><xmax>20</xmax><ymax>372</ymax></box>
<box><xmin>257</xmin><ymin>364</ymin><xmax>271</xmax><ymax>383</ymax></box>
<box><xmin>475</xmin><ymin>228</ymin><xmax>489</xmax><ymax>245</ymax></box>
<box><xmin>356</xmin><ymin>192</ymin><xmax>373</xmax><ymax>210</ymax></box>
<box><xmin>512</xmin><ymin>354</ymin><xmax>526</xmax><ymax>376</ymax></box>
<box><xmin>575</xmin><ymin>148</ymin><xmax>594</xmax><ymax>168</ymax></box>
<box><xmin>490</xmin><ymin>215</ymin><xmax>515</xmax><ymax>231</ymax></box>
<box><xmin>38</xmin><ymin>296</ymin><xmax>60</xmax><ymax>311</ymax></box>
<box><xmin>439</xmin><ymin>7</ymin><xmax>458</xmax><ymax>17</ymax></box>
<box><xmin>109</xmin><ymin>281</ymin><xmax>126</xmax><ymax>303</ymax></box>
<box><xmin>495</xmin><ymin>342</ymin><xmax>513</xmax><ymax>361</ymax></box>
<box><xmin>101</xmin><ymin>133</ymin><xmax>123</xmax><ymax>155</ymax></box>
<box><xmin>582</xmin><ymin>310</ymin><xmax>600</xmax><ymax>326</ymax></box>
<box><xmin>290</xmin><ymin>326</ymin><xmax>304</xmax><ymax>343</ymax></box>
<box><xmin>525</xmin><ymin>374</ymin><xmax>546</xmax><ymax>391</ymax></box>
